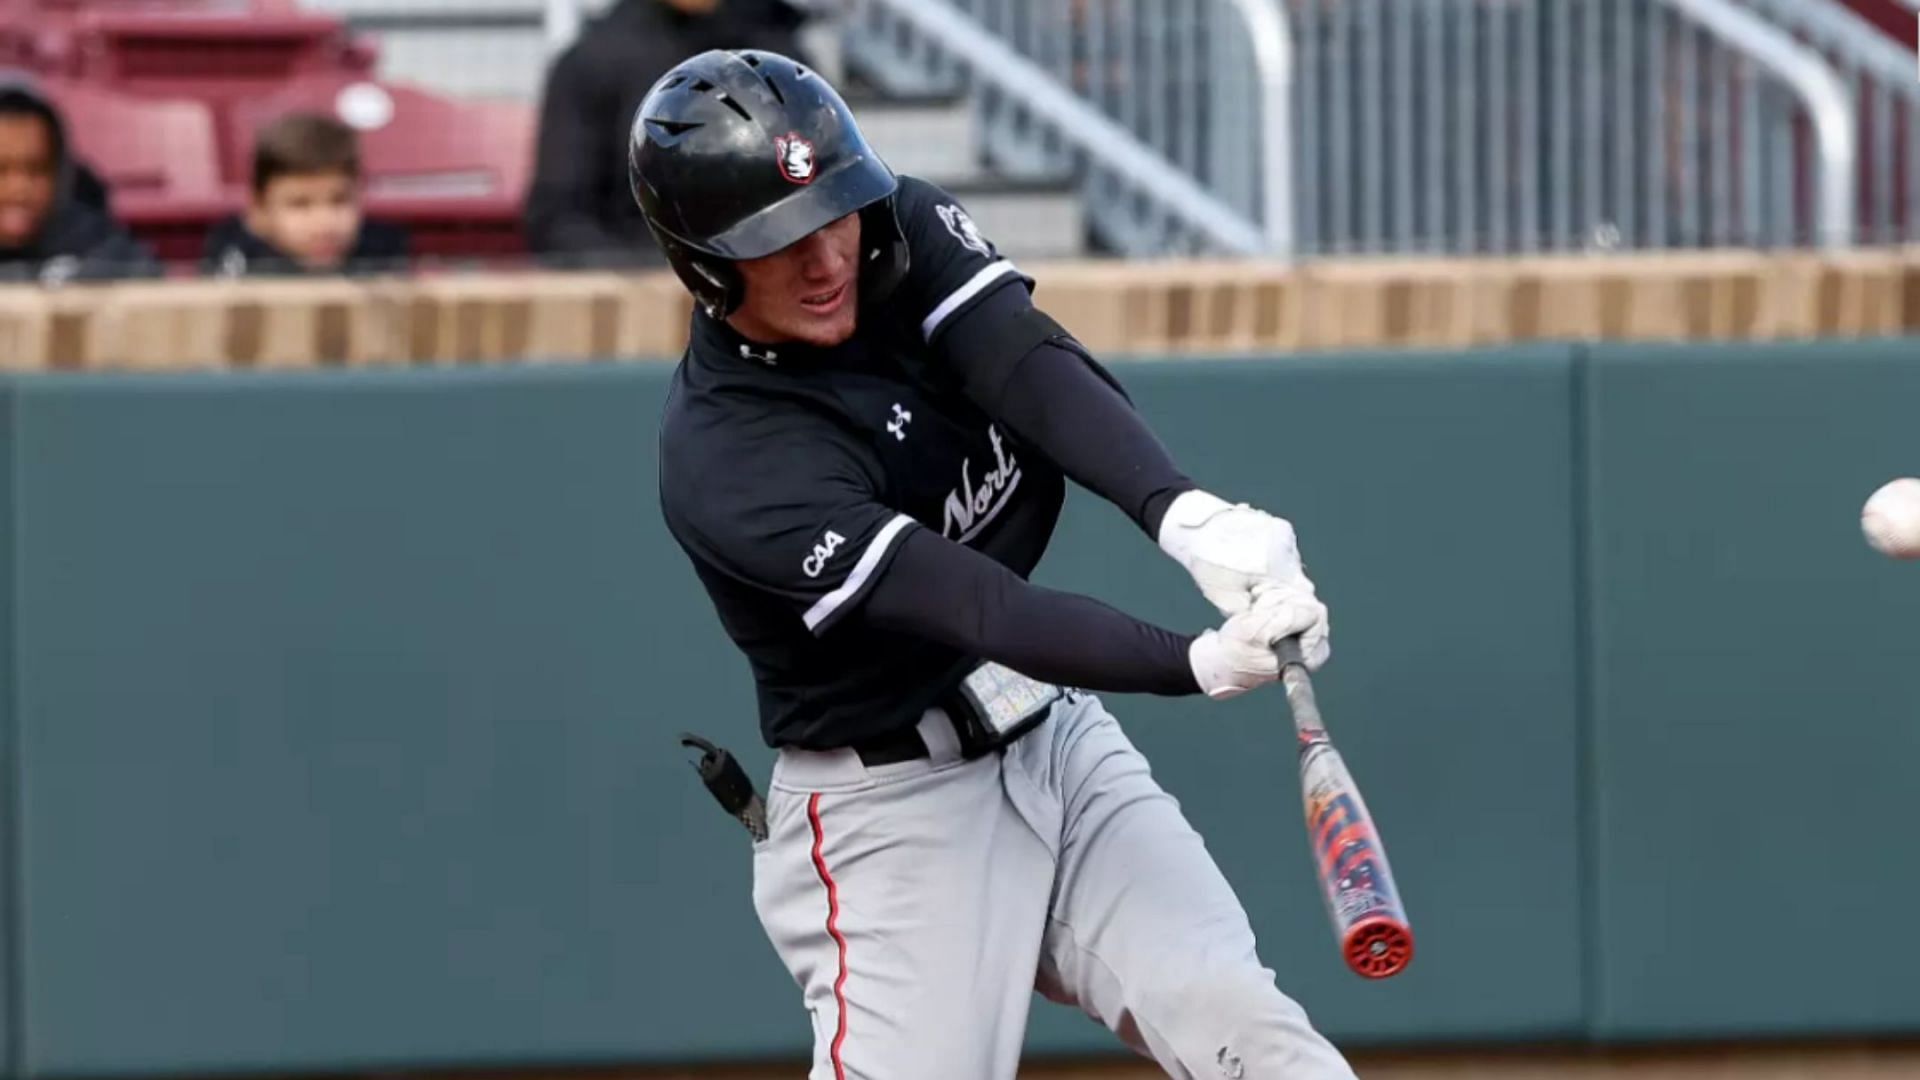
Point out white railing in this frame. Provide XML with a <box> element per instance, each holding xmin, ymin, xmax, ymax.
<box><xmin>1664</xmin><ymin>0</ymin><xmax>1855</xmax><ymax>247</ymax></box>
<box><xmin>1285</xmin><ymin>0</ymin><xmax>1858</xmax><ymax>254</ymax></box>
<box><xmin>520</xmin><ymin>0</ymin><xmax>1885</xmax><ymax>258</ymax></box>
<box><xmin>844</xmin><ymin>0</ymin><xmax>1294</xmax><ymax>256</ymax></box>
<box><xmin>1738</xmin><ymin>0</ymin><xmax>1919</xmax><ymax>246</ymax></box>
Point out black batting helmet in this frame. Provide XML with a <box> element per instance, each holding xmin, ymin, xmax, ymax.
<box><xmin>627</xmin><ymin>49</ymin><xmax>909</xmax><ymax>318</ymax></box>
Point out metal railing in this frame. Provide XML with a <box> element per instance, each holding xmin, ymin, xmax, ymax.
<box><xmin>848</xmin><ymin>0</ymin><xmax>1867</xmax><ymax>258</ymax></box>
<box><xmin>1738</xmin><ymin>0</ymin><xmax>1919</xmax><ymax>246</ymax></box>
<box><xmin>843</xmin><ymin>0</ymin><xmax>1292</xmax><ymax>256</ymax></box>
<box><xmin>1286</xmin><ymin>0</ymin><xmax>1857</xmax><ymax>255</ymax></box>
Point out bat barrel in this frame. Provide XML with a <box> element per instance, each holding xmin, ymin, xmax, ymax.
<box><xmin>1278</xmin><ymin>637</ymin><xmax>1416</xmax><ymax>980</ymax></box>
<box><xmin>1299</xmin><ymin>738</ymin><xmax>1415</xmax><ymax>980</ymax></box>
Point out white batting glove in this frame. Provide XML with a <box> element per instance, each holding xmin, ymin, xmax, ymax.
<box><xmin>1158</xmin><ymin>489</ymin><xmax>1332</xmax><ymax>659</ymax></box>
<box><xmin>1188</xmin><ymin>589</ymin><xmax>1329</xmax><ymax>701</ymax></box>
<box><xmin>1159</xmin><ymin>490</ymin><xmax>1306</xmax><ymax>614</ymax></box>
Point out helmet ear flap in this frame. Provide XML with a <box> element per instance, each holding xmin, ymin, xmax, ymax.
<box><xmin>648</xmin><ymin>222</ymin><xmax>744</xmax><ymax>318</ymax></box>
<box><xmin>857</xmin><ymin>196</ymin><xmax>910</xmax><ymax>307</ymax></box>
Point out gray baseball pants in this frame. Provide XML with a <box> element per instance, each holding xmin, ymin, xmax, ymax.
<box><xmin>750</xmin><ymin>690</ymin><xmax>1358</xmax><ymax>1079</ymax></box>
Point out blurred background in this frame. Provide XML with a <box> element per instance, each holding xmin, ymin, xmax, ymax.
<box><xmin>0</xmin><ymin>0</ymin><xmax>1918</xmax><ymax>1077</ymax></box>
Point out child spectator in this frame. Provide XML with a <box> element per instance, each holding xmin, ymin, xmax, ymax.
<box><xmin>0</xmin><ymin>74</ymin><xmax>161</xmax><ymax>284</ymax></box>
<box><xmin>203</xmin><ymin>113</ymin><xmax>409</xmax><ymax>277</ymax></box>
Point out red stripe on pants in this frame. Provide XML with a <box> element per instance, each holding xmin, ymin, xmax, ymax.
<box><xmin>807</xmin><ymin>792</ymin><xmax>849</xmax><ymax>1080</ymax></box>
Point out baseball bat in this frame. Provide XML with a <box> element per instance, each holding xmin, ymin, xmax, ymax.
<box><xmin>1276</xmin><ymin>639</ymin><xmax>1414</xmax><ymax>979</ymax></box>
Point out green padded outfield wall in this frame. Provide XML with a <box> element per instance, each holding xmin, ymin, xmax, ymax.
<box><xmin>0</xmin><ymin>350</ymin><xmax>1584</xmax><ymax>1076</ymax></box>
<box><xmin>6</xmin><ymin>338</ymin><xmax>1920</xmax><ymax>1076</ymax></box>
<box><xmin>0</xmin><ymin>381</ymin><xmax>16</xmax><ymax>1080</ymax></box>
<box><xmin>6</xmin><ymin>369</ymin><xmax>792</xmax><ymax>1075</ymax></box>
<box><xmin>1582</xmin><ymin>340</ymin><xmax>1920</xmax><ymax>1040</ymax></box>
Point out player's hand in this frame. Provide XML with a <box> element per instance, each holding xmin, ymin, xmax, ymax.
<box><xmin>1158</xmin><ymin>489</ymin><xmax>1331</xmax><ymax>649</ymax></box>
<box><xmin>1188</xmin><ymin>589</ymin><xmax>1329</xmax><ymax>701</ymax></box>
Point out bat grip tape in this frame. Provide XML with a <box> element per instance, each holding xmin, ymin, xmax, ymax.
<box><xmin>1274</xmin><ymin>638</ymin><xmax>1325</xmax><ymax>731</ymax></box>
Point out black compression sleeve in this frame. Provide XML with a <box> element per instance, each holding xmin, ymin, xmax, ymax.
<box><xmin>861</xmin><ymin>529</ymin><xmax>1201</xmax><ymax>697</ymax></box>
<box><xmin>938</xmin><ymin>283</ymin><xmax>1196</xmax><ymax>538</ymax></box>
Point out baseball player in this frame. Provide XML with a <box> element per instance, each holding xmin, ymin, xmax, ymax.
<box><xmin>638</xmin><ymin>49</ymin><xmax>1357</xmax><ymax>1080</ymax></box>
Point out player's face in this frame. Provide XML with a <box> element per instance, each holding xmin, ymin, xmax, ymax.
<box><xmin>729</xmin><ymin>212</ymin><xmax>862</xmax><ymax>348</ymax></box>
<box><xmin>0</xmin><ymin>114</ymin><xmax>58</xmax><ymax>249</ymax></box>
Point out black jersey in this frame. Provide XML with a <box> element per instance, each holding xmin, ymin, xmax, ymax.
<box><xmin>659</xmin><ymin>176</ymin><xmax>1069</xmax><ymax>749</ymax></box>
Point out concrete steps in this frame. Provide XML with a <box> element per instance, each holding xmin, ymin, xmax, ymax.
<box><xmin>848</xmin><ymin>94</ymin><xmax>1085</xmax><ymax>260</ymax></box>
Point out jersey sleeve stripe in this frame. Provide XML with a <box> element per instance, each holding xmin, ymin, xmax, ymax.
<box><xmin>802</xmin><ymin>514</ymin><xmax>917</xmax><ymax>633</ymax></box>
<box><xmin>920</xmin><ymin>260</ymin><xmax>1021</xmax><ymax>341</ymax></box>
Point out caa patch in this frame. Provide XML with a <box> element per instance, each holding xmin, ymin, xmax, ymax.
<box><xmin>936</xmin><ymin>204</ymin><xmax>993</xmax><ymax>258</ymax></box>
<box><xmin>775</xmin><ymin>133</ymin><xmax>816</xmax><ymax>185</ymax></box>
<box><xmin>802</xmin><ymin>530</ymin><xmax>845</xmax><ymax>579</ymax></box>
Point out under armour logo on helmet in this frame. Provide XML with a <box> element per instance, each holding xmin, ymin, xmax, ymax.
<box><xmin>775</xmin><ymin>133</ymin><xmax>815</xmax><ymax>185</ymax></box>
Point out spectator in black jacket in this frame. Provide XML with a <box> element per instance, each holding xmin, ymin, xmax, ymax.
<box><xmin>0</xmin><ymin>75</ymin><xmax>161</xmax><ymax>285</ymax></box>
<box><xmin>202</xmin><ymin>112</ymin><xmax>409</xmax><ymax>278</ymax></box>
<box><xmin>524</xmin><ymin>0</ymin><xmax>812</xmax><ymax>268</ymax></box>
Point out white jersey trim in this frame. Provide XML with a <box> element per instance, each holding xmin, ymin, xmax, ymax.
<box><xmin>920</xmin><ymin>260</ymin><xmax>1021</xmax><ymax>341</ymax></box>
<box><xmin>803</xmin><ymin>514</ymin><xmax>917</xmax><ymax>632</ymax></box>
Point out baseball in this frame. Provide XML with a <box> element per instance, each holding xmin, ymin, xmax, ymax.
<box><xmin>1862</xmin><ymin>478</ymin><xmax>1920</xmax><ymax>559</ymax></box>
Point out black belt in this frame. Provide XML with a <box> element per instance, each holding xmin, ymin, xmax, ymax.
<box><xmin>849</xmin><ymin>723</ymin><xmax>933</xmax><ymax>767</ymax></box>
<box><xmin>847</xmin><ymin>683</ymin><xmax>968</xmax><ymax>767</ymax></box>
<box><xmin>848</xmin><ymin>670</ymin><xmax>1064</xmax><ymax>767</ymax></box>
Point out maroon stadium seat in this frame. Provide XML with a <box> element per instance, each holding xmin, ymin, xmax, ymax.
<box><xmin>63</xmin><ymin>10</ymin><xmax>375</xmax><ymax>99</ymax></box>
<box><xmin>8</xmin><ymin>0</ymin><xmax>557</xmax><ymax>263</ymax></box>
<box><xmin>46</xmin><ymin>78</ymin><xmax>222</xmax><ymax>198</ymax></box>
<box><xmin>1</xmin><ymin>0</ymin><xmax>373</xmax><ymax>83</ymax></box>
<box><xmin>227</xmin><ymin>77</ymin><xmax>536</xmax><ymax>260</ymax></box>
<box><xmin>1831</xmin><ymin>0</ymin><xmax>1918</xmax><ymax>47</ymax></box>
<box><xmin>39</xmin><ymin>76</ymin><xmax>232</xmax><ymax>264</ymax></box>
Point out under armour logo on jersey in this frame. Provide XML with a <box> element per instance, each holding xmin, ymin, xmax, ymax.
<box><xmin>802</xmin><ymin>530</ymin><xmax>845</xmax><ymax>579</ymax></box>
<box><xmin>886</xmin><ymin>404</ymin><xmax>912</xmax><ymax>442</ymax></box>
<box><xmin>1215</xmin><ymin>1046</ymin><xmax>1245</xmax><ymax>1080</ymax></box>
<box><xmin>740</xmin><ymin>343</ymin><xmax>778</xmax><ymax>366</ymax></box>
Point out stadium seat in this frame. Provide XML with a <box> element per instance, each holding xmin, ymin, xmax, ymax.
<box><xmin>226</xmin><ymin>77</ymin><xmax>536</xmax><ymax>259</ymax></box>
<box><xmin>64</xmin><ymin>10</ymin><xmax>374</xmax><ymax>99</ymax></box>
<box><xmin>36</xmin><ymin>77</ymin><xmax>231</xmax><ymax>264</ymax></box>
<box><xmin>225</xmin><ymin>78</ymin><xmax>531</xmax><ymax>196</ymax></box>
<box><xmin>9</xmin><ymin>0</ymin><xmax>553</xmax><ymax>262</ymax></box>
<box><xmin>1832</xmin><ymin>0</ymin><xmax>1918</xmax><ymax>45</ymax></box>
<box><xmin>1</xmin><ymin>0</ymin><xmax>373</xmax><ymax>83</ymax></box>
<box><xmin>47</xmin><ymin>79</ymin><xmax>220</xmax><ymax>198</ymax></box>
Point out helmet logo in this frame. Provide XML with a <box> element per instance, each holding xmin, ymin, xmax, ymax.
<box><xmin>775</xmin><ymin>133</ymin><xmax>816</xmax><ymax>185</ymax></box>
